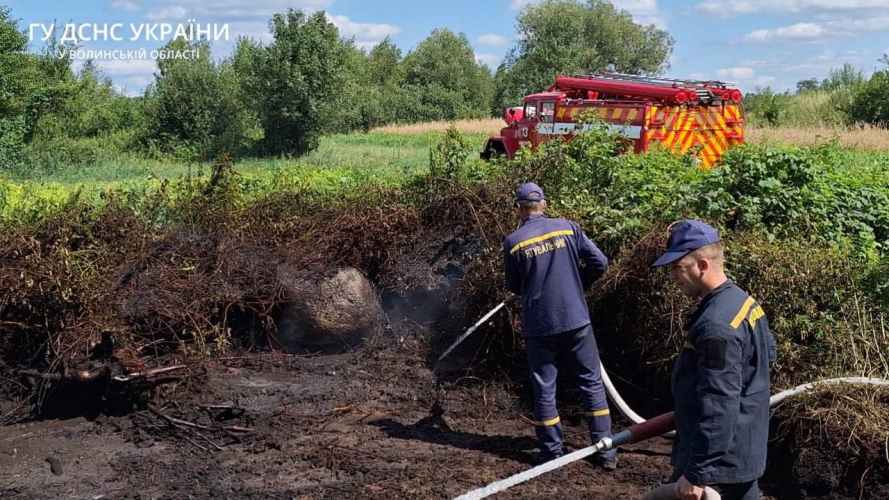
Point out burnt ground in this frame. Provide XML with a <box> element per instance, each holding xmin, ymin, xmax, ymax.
<box><xmin>0</xmin><ymin>225</ymin><xmax>883</xmax><ymax>500</ymax></box>
<box><xmin>0</xmin><ymin>341</ymin><xmax>803</xmax><ymax>500</ymax></box>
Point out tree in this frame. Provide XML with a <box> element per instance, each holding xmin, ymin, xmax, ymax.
<box><xmin>243</xmin><ymin>10</ymin><xmax>347</xmax><ymax>155</ymax></box>
<box><xmin>397</xmin><ymin>28</ymin><xmax>493</xmax><ymax>120</ymax></box>
<box><xmin>0</xmin><ymin>7</ymin><xmax>71</xmax><ymax>169</ymax></box>
<box><xmin>367</xmin><ymin>36</ymin><xmax>401</xmax><ymax>88</ymax></box>
<box><xmin>743</xmin><ymin>87</ymin><xmax>790</xmax><ymax>126</ymax></box>
<box><xmin>143</xmin><ymin>38</ymin><xmax>250</xmax><ymax>157</ymax></box>
<box><xmin>492</xmin><ymin>0</ymin><xmax>674</xmax><ymax>113</ymax></box>
<box><xmin>846</xmin><ymin>70</ymin><xmax>889</xmax><ymax>125</ymax></box>
<box><xmin>796</xmin><ymin>78</ymin><xmax>819</xmax><ymax>93</ymax></box>
<box><xmin>322</xmin><ymin>40</ymin><xmax>375</xmax><ymax>133</ymax></box>
<box><xmin>821</xmin><ymin>63</ymin><xmax>865</xmax><ymax>92</ymax></box>
<box><xmin>0</xmin><ymin>7</ymin><xmax>34</xmax><ymax>117</ymax></box>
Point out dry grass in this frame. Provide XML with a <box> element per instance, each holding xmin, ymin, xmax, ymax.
<box><xmin>747</xmin><ymin>124</ymin><xmax>889</xmax><ymax>151</ymax></box>
<box><xmin>774</xmin><ymin>385</ymin><xmax>889</xmax><ymax>459</ymax></box>
<box><xmin>371</xmin><ymin>118</ymin><xmax>504</xmax><ymax>136</ymax></box>
<box><xmin>374</xmin><ymin>119</ymin><xmax>889</xmax><ymax>152</ymax></box>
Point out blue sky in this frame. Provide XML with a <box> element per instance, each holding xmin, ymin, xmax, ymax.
<box><xmin>10</xmin><ymin>0</ymin><xmax>889</xmax><ymax>96</ymax></box>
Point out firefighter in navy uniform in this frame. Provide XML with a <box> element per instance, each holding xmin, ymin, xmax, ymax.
<box><xmin>652</xmin><ymin>220</ymin><xmax>778</xmax><ymax>500</ymax></box>
<box><xmin>503</xmin><ymin>182</ymin><xmax>617</xmax><ymax>470</ymax></box>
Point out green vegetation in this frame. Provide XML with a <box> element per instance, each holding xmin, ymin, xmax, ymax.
<box><xmin>493</xmin><ymin>0</ymin><xmax>674</xmax><ymax>115</ymax></box>
<box><xmin>0</xmin><ymin>130</ymin><xmax>491</xmax><ymax>226</ymax></box>
<box><xmin>746</xmin><ymin>61</ymin><xmax>889</xmax><ymax>127</ymax></box>
<box><xmin>492</xmin><ymin>0</ymin><xmax>674</xmax><ymax>114</ymax></box>
<box><xmin>0</xmin><ymin>0</ymin><xmax>682</xmax><ymax>175</ymax></box>
<box><xmin>0</xmin><ymin>6</ymin><xmax>499</xmax><ymax>171</ymax></box>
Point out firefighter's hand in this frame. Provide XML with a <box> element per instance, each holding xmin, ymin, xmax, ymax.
<box><xmin>675</xmin><ymin>476</ymin><xmax>704</xmax><ymax>500</ymax></box>
<box><xmin>505</xmin><ymin>293</ymin><xmax>519</xmax><ymax>304</ymax></box>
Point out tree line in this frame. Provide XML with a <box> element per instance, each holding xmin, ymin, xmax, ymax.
<box><xmin>744</xmin><ymin>61</ymin><xmax>889</xmax><ymax>127</ymax></box>
<box><xmin>0</xmin><ymin>0</ymin><xmax>676</xmax><ymax>169</ymax></box>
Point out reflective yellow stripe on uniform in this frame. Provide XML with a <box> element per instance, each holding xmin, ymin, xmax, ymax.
<box><xmin>683</xmin><ymin>340</ymin><xmax>695</xmax><ymax>350</ymax></box>
<box><xmin>730</xmin><ymin>296</ymin><xmax>756</xmax><ymax>329</ymax></box>
<box><xmin>585</xmin><ymin>409</ymin><xmax>610</xmax><ymax>417</ymax></box>
<box><xmin>748</xmin><ymin>305</ymin><xmax>766</xmax><ymax>328</ymax></box>
<box><xmin>534</xmin><ymin>416</ymin><xmax>561</xmax><ymax>426</ymax></box>
<box><xmin>509</xmin><ymin>230</ymin><xmax>573</xmax><ymax>254</ymax></box>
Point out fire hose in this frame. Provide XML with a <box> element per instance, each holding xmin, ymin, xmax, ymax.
<box><xmin>440</xmin><ymin>296</ymin><xmax>889</xmax><ymax>500</ymax></box>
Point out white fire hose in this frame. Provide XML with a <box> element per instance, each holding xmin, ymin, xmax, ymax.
<box><xmin>441</xmin><ymin>297</ymin><xmax>889</xmax><ymax>500</ymax></box>
<box><xmin>452</xmin><ymin>375</ymin><xmax>889</xmax><ymax>500</ymax></box>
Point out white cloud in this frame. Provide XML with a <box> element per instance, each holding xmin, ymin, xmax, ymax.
<box><xmin>716</xmin><ymin>67</ymin><xmax>756</xmax><ymax>81</ymax></box>
<box><xmin>354</xmin><ymin>41</ymin><xmax>378</xmax><ymax>51</ymax></box>
<box><xmin>477</xmin><ymin>34</ymin><xmax>508</xmax><ymax>47</ymax></box>
<box><xmin>323</xmin><ymin>14</ymin><xmax>401</xmax><ymax>51</ymax></box>
<box><xmin>511</xmin><ymin>0</ymin><xmax>665</xmax><ymax>26</ymax></box>
<box><xmin>114</xmin><ymin>85</ymin><xmax>142</xmax><ymax>97</ymax></box>
<box><xmin>109</xmin><ymin>0</ymin><xmax>139</xmax><ymax>12</ymax></box>
<box><xmin>94</xmin><ymin>59</ymin><xmax>157</xmax><ymax>76</ymax></box>
<box><xmin>146</xmin><ymin>7</ymin><xmax>189</xmax><ymax>21</ymax></box>
<box><xmin>475</xmin><ymin>53</ymin><xmax>500</xmax><ymax>67</ymax></box>
<box><xmin>742</xmin><ymin>23</ymin><xmax>824</xmax><ymax>43</ymax></box>
<box><xmin>740</xmin><ymin>59</ymin><xmax>769</xmax><ymax>67</ymax></box>
<box><xmin>829</xmin><ymin>15</ymin><xmax>889</xmax><ymax>36</ymax></box>
<box><xmin>218</xmin><ymin>21</ymin><xmax>273</xmax><ymax>43</ymax></box>
<box><xmin>114</xmin><ymin>76</ymin><xmax>153</xmax><ymax>96</ymax></box>
<box><xmin>156</xmin><ymin>0</ymin><xmax>336</xmax><ymax>22</ymax></box>
<box><xmin>696</xmin><ymin>0</ymin><xmax>889</xmax><ymax>17</ymax></box>
<box><xmin>689</xmin><ymin>72</ymin><xmax>709</xmax><ymax>80</ymax></box>
<box><xmin>711</xmin><ymin>67</ymin><xmax>782</xmax><ymax>91</ymax></box>
<box><xmin>325</xmin><ymin>14</ymin><xmax>401</xmax><ymax>41</ymax></box>
<box><xmin>611</xmin><ymin>0</ymin><xmax>665</xmax><ymax>26</ymax></box>
<box><xmin>739</xmin><ymin>16</ymin><xmax>889</xmax><ymax>44</ymax></box>
<box><xmin>780</xmin><ymin>50</ymin><xmax>866</xmax><ymax>73</ymax></box>
<box><xmin>124</xmin><ymin>76</ymin><xmax>153</xmax><ymax>87</ymax></box>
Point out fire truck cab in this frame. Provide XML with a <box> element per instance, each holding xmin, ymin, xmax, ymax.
<box><xmin>481</xmin><ymin>73</ymin><xmax>746</xmax><ymax>168</ymax></box>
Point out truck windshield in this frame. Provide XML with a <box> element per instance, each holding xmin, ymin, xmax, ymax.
<box><xmin>524</xmin><ymin>103</ymin><xmax>537</xmax><ymax>120</ymax></box>
<box><xmin>541</xmin><ymin>102</ymin><xmax>555</xmax><ymax>123</ymax></box>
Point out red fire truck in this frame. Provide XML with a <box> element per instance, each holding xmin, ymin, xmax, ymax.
<box><xmin>481</xmin><ymin>73</ymin><xmax>745</xmax><ymax>168</ymax></box>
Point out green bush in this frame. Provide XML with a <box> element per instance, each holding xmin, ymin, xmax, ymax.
<box><xmin>782</xmin><ymin>90</ymin><xmax>846</xmax><ymax>127</ymax></box>
<box><xmin>142</xmin><ymin>40</ymin><xmax>252</xmax><ymax>160</ymax></box>
<box><xmin>399</xmin><ymin>29</ymin><xmax>493</xmax><ymax>120</ymax></box>
<box><xmin>847</xmin><ymin>70</ymin><xmax>889</xmax><ymax>126</ymax></box>
<box><xmin>429</xmin><ymin>125</ymin><xmax>470</xmax><ymax>181</ymax></box>
<box><xmin>692</xmin><ymin>141</ymin><xmax>889</xmax><ymax>257</ymax></box>
<box><xmin>0</xmin><ymin>115</ymin><xmax>27</xmax><ymax>171</ymax></box>
<box><xmin>241</xmin><ymin>10</ymin><xmax>348</xmax><ymax>156</ymax></box>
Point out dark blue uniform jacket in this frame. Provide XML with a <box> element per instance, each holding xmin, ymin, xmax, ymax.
<box><xmin>672</xmin><ymin>280</ymin><xmax>778</xmax><ymax>486</ymax></box>
<box><xmin>503</xmin><ymin>214</ymin><xmax>608</xmax><ymax>337</ymax></box>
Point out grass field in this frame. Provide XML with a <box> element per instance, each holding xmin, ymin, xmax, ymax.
<box><xmin>6</xmin><ymin>120</ymin><xmax>889</xmax><ymax>188</ymax></box>
<box><xmin>5</xmin><ymin>130</ymin><xmax>491</xmax><ymax>185</ymax></box>
<box><xmin>368</xmin><ymin>118</ymin><xmax>889</xmax><ymax>152</ymax></box>
<box><xmin>746</xmin><ymin>124</ymin><xmax>889</xmax><ymax>151</ymax></box>
<box><xmin>3</xmin><ymin>120</ymin><xmax>889</xmax><ymax>228</ymax></box>
<box><xmin>0</xmin><ymin>129</ymin><xmax>491</xmax><ymax>226</ymax></box>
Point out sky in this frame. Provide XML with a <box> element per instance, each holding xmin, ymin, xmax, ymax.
<box><xmin>9</xmin><ymin>0</ymin><xmax>889</xmax><ymax>97</ymax></box>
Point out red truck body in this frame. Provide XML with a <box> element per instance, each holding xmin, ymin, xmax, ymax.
<box><xmin>482</xmin><ymin>73</ymin><xmax>746</xmax><ymax>168</ymax></box>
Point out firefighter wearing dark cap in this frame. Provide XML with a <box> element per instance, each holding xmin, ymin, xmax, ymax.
<box><xmin>652</xmin><ymin>220</ymin><xmax>777</xmax><ymax>500</ymax></box>
<box><xmin>503</xmin><ymin>182</ymin><xmax>617</xmax><ymax>469</ymax></box>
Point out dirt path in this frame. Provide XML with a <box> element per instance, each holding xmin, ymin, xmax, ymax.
<box><xmin>0</xmin><ymin>347</ymin><xmax>796</xmax><ymax>500</ymax></box>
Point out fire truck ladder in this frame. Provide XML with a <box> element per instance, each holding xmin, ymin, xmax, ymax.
<box><xmin>555</xmin><ymin>72</ymin><xmax>743</xmax><ymax>104</ymax></box>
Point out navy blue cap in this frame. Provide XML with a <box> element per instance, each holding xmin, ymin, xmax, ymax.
<box><xmin>652</xmin><ymin>220</ymin><xmax>720</xmax><ymax>267</ymax></box>
<box><xmin>515</xmin><ymin>182</ymin><xmax>545</xmax><ymax>202</ymax></box>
